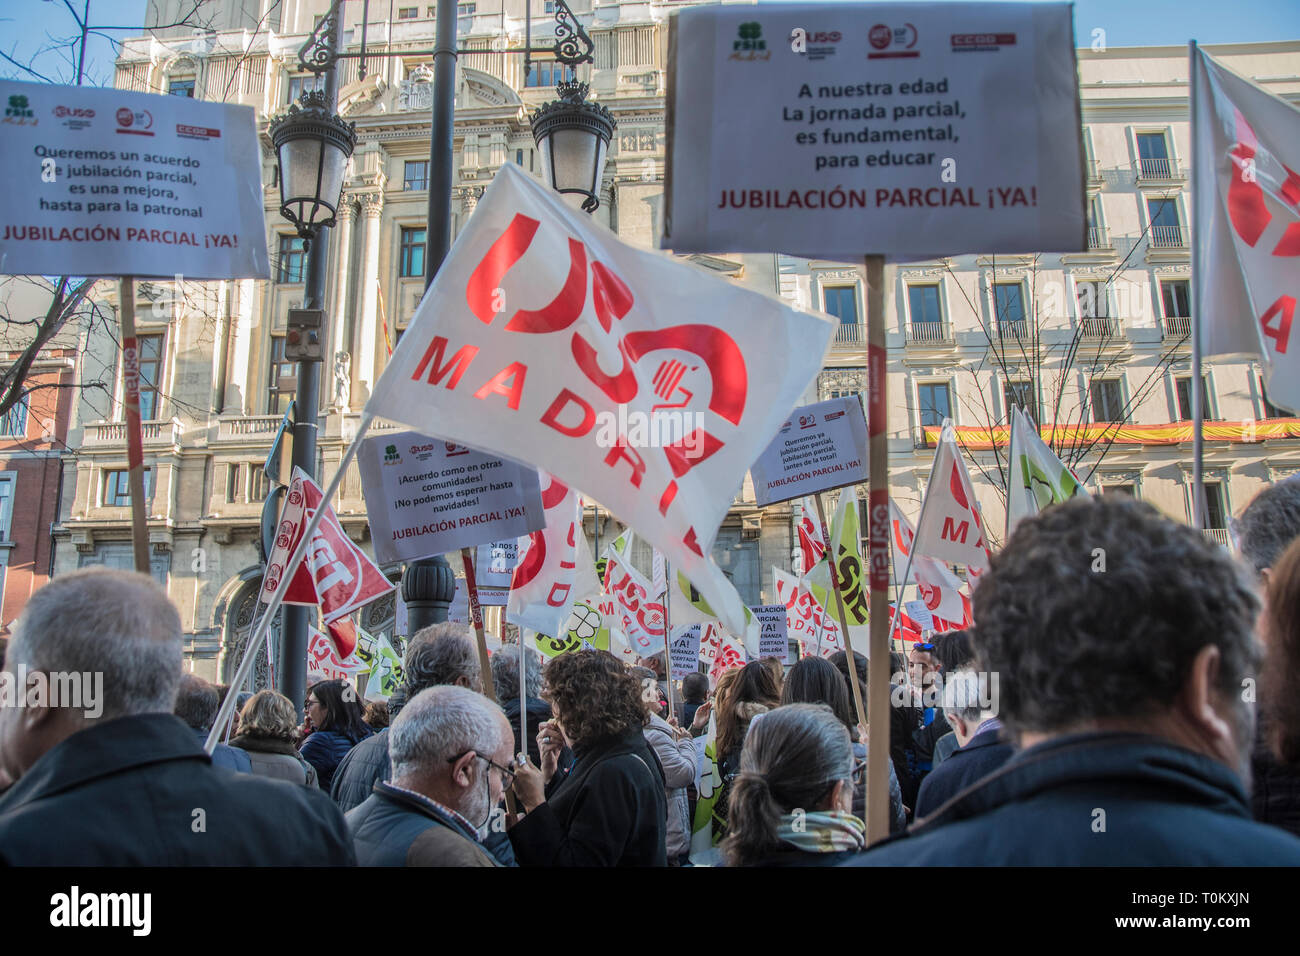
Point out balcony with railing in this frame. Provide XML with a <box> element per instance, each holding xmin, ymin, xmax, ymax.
<box><xmin>1203</xmin><ymin>528</ymin><xmax>1231</xmax><ymax>548</ymax></box>
<box><xmin>1078</xmin><ymin>315</ymin><xmax>1123</xmax><ymax>339</ymax></box>
<box><xmin>1086</xmin><ymin>225</ymin><xmax>1111</xmax><ymax>250</ymax></box>
<box><xmin>997</xmin><ymin>319</ymin><xmax>1029</xmax><ymax>341</ymax></box>
<box><xmin>83</xmin><ymin>419</ymin><xmax>182</xmax><ymax>447</ymax></box>
<box><xmin>907</xmin><ymin>320</ymin><xmax>952</xmax><ymax>345</ymax></box>
<box><xmin>832</xmin><ymin>322</ymin><xmax>866</xmax><ymax>348</ymax></box>
<box><xmin>1161</xmin><ymin>314</ymin><xmax>1192</xmax><ymax>339</ymax></box>
<box><xmin>216</xmin><ymin>415</ymin><xmax>285</xmax><ymax>443</ymax></box>
<box><xmin>1150</xmin><ymin>224</ymin><xmax>1186</xmax><ymax>248</ymax></box>
<box><xmin>1136</xmin><ymin>157</ymin><xmax>1185</xmax><ymax>181</ymax></box>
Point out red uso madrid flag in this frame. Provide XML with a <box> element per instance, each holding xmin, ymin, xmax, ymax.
<box><xmin>364</xmin><ymin>163</ymin><xmax>832</xmax><ymax>635</ymax></box>
<box><xmin>262</xmin><ymin>466</ymin><xmax>396</xmax><ymax>626</ymax></box>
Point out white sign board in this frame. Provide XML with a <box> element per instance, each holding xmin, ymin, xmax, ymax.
<box><xmin>0</xmin><ymin>80</ymin><xmax>269</xmax><ymax>278</ymax></box>
<box><xmin>358</xmin><ymin>430</ymin><xmax>545</xmax><ymax>565</ymax></box>
<box><xmin>749</xmin><ymin>396</ymin><xmax>868</xmax><ymax>506</ymax></box>
<box><xmin>475</xmin><ymin>540</ymin><xmax>519</xmax><ymax>606</ymax></box>
<box><xmin>904</xmin><ymin>599</ymin><xmax>934</xmax><ymax>632</ymax></box>
<box><xmin>664</xmin><ymin>2</ymin><xmax>1084</xmax><ymax>261</ymax></box>
<box><xmin>669</xmin><ymin>623</ymin><xmax>703</xmax><ymax>679</ymax></box>
<box><xmin>754</xmin><ymin>605</ymin><xmax>790</xmax><ymax>662</ymax></box>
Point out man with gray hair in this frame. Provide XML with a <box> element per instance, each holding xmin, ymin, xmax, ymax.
<box><xmin>174</xmin><ymin>674</ymin><xmax>252</xmax><ymax>774</ymax></box>
<box><xmin>1234</xmin><ymin>477</ymin><xmax>1300</xmax><ymax>581</ymax></box>
<box><xmin>0</xmin><ymin>567</ymin><xmax>354</xmax><ymax>865</ymax></box>
<box><xmin>913</xmin><ymin>668</ymin><xmax>1013</xmax><ymax>818</ymax></box>
<box><xmin>346</xmin><ymin>685</ymin><xmax>515</xmax><ymax>866</ymax></box>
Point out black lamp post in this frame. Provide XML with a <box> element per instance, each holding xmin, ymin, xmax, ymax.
<box><xmin>269</xmin><ymin>90</ymin><xmax>358</xmax><ymax>245</ymax></box>
<box><xmin>530</xmin><ymin>80</ymin><xmax>616</xmax><ymax>213</ymax></box>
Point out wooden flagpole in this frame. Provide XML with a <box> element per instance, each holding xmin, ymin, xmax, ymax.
<box><xmin>461</xmin><ymin>547</ymin><xmax>496</xmax><ymax>701</ymax></box>
<box><xmin>118</xmin><ymin>278</ymin><xmax>151</xmax><ymax>574</ymax></box>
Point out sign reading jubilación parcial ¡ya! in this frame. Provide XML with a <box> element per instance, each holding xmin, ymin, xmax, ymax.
<box><xmin>0</xmin><ymin>79</ymin><xmax>268</xmax><ymax>279</ymax></box>
<box><xmin>663</xmin><ymin>2</ymin><xmax>1086</xmax><ymax>261</ymax></box>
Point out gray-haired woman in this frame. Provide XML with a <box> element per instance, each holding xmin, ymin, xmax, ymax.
<box><xmin>721</xmin><ymin>703</ymin><xmax>865</xmax><ymax>866</ymax></box>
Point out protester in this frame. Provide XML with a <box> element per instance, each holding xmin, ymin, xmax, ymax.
<box><xmin>510</xmin><ymin>651</ymin><xmax>667</xmax><ymax>866</ymax></box>
<box><xmin>929</xmin><ymin>630</ymin><xmax>977</xmax><ymax>766</ymax></box>
<box><xmin>637</xmin><ymin>653</ymin><xmax>676</xmax><ymax>723</ymax></box>
<box><xmin>1234</xmin><ymin>480</ymin><xmax>1300</xmax><ymax>833</ymax></box>
<box><xmin>831</xmin><ymin>648</ymin><xmax>919</xmax><ymax>816</ymax></box>
<box><xmin>681</xmin><ymin>672</ymin><xmax>709</xmax><ymax>732</ymax></box>
<box><xmin>300</xmin><ymin>678</ymin><xmax>372</xmax><ymax>791</ymax></box>
<box><xmin>0</xmin><ymin>567</ymin><xmax>354</xmax><ymax>865</ymax></box>
<box><xmin>492</xmin><ymin>643</ymin><xmax>554</xmax><ymax>766</ymax></box>
<box><xmin>363</xmin><ymin>699</ymin><xmax>390</xmax><ymax>730</ymax></box>
<box><xmin>631</xmin><ymin>666</ymin><xmax>697</xmax><ymax>865</ymax></box>
<box><xmin>779</xmin><ymin>656</ymin><xmax>906</xmax><ymax>833</ymax></box>
<box><xmin>710</xmin><ymin>660</ymin><xmax>782</xmax><ymax>837</ymax></box>
<box><xmin>173</xmin><ymin>673</ymin><xmax>252</xmax><ymax>773</ymax></box>
<box><xmin>230</xmin><ymin>690</ymin><xmax>320</xmax><ymax>787</ymax></box>
<box><xmin>913</xmin><ymin>668</ymin><xmax>1013</xmax><ymax>819</ymax></box>
<box><xmin>849</xmin><ymin>496</ymin><xmax>1300</xmax><ymax>865</ymax></box>
<box><xmin>722</xmin><ymin>704</ymin><xmax>865</xmax><ymax>866</ymax></box>
<box><xmin>1258</xmin><ymin>535</ymin><xmax>1300</xmax><ymax>837</ymax></box>
<box><xmin>347</xmin><ymin>686</ymin><xmax>515</xmax><ymax>866</ymax></box>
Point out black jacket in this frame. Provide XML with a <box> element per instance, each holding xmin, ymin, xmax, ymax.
<box><xmin>0</xmin><ymin>713</ymin><xmax>355</xmax><ymax>866</ymax></box>
<box><xmin>502</xmin><ymin>696</ymin><xmax>559</xmax><ymax>767</ymax></box>
<box><xmin>914</xmin><ymin>722</ymin><xmax>1015</xmax><ymax>819</ymax></box>
<box><xmin>1251</xmin><ymin>744</ymin><xmax>1300</xmax><ymax>839</ymax></box>
<box><xmin>347</xmin><ymin>782</ymin><xmax>498</xmax><ymax>867</ymax></box>
<box><xmin>300</xmin><ymin>727</ymin><xmax>371</xmax><ymax>792</ymax></box>
<box><xmin>847</xmin><ymin>732</ymin><xmax>1300</xmax><ymax>866</ymax></box>
<box><xmin>332</xmin><ymin>727</ymin><xmax>393</xmax><ymax>813</ymax></box>
<box><xmin>509</xmin><ymin>724</ymin><xmax>668</xmax><ymax>867</ymax></box>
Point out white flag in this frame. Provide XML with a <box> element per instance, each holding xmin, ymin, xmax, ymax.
<box><xmin>1194</xmin><ymin>46</ymin><xmax>1300</xmax><ymax>412</ymax></box>
<box><xmin>364</xmin><ymin>162</ymin><xmax>833</xmax><ymax>635</ymax></box>
<box><xmin>913</xmin><ymin>423</ymin><xmax>992</xmax><ymax>573</ymax></box>
<box><xmin>889</xmin><ymin>501</ymin><xmax>971</xmax><ymax>630</ymax></box>
<box><xmin>507</xmin><ymin>474</ymin><xmax>599</xmax><ymax>641</ymax></box>
<box><xmin>1006</xmin><ymin>405</ymin><xmax>1088</xmax><ymax>537</ymax></box>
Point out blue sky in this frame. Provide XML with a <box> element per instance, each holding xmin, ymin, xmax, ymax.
<box><xmin>2</xmin><ymin>0</ymin><xmax>1298</xmax><ymax>87</ymax></box>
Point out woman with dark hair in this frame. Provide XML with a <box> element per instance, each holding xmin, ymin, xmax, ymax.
<box><xmin>1256</xmin><ymin>536</ymin><xmax>1300</xmax><ymax>837</ymax></box>
<box><xmin>299</xmin><ymin>679</ymin><xmax>372</xmax><ymax>791</ymax></box>
<box><xmin>723</xmin><ymin>703</ymin><xmax>865</xmax><ymax>866</ymax></box>
<box><xmin>780</xmin><ymin>656</ymin><xmax>907</xmax><ymax>833</ymax></box>
<box><xmin>708</xmin><ymin>660</ymin><xmax>782</xmax><ymax>841</ymax></box>
<box><xmin>510</xmin><ymin>651</ymin><xmax>668</xmax><ymax>866</ymax></box>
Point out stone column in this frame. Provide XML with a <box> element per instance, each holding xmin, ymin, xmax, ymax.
<box><xmin>329</xmin><ymin>198</ymin><xmax>356</xmax><ymax>366</ymax></box>
<box><xmin>352</xmin><ymin>192</ymin><xmax>384</xmax><ymax>409</ymax></box>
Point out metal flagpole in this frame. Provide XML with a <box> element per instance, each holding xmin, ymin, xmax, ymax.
<box><xmin>205</xmin><ymin>412</ymin><xmax>376</xmax><ymax>754</ymax></box>
<box><xmin>1189</xmin><ymin>40</ymin><xmax>1207</xmax><ymax>531</ymax></box>
<box><xmin>662</xmin><ymin>560</ymin><xmax>675</xmax><ymax>724</ymax></box>
<box><xmin>885</xmin><ymin>420</ymin><xmax>946</xmax><ymax>662</ymax></box>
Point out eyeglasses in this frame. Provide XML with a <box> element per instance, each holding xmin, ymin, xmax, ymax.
<box><xmin>448</xmin><ymin>750</ymin><xmax>518</xmax><ymax>792</ymax></box>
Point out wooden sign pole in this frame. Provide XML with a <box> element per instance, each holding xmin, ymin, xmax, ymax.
<box><xmin>118</xmin><ymin>277</ymin><xmax>151</xmax><ymax>574</ymax></box>
<box><xmin>460</xmin><ymin>547</ymin><xmax>496</xmax><ymax>701</ymax></box>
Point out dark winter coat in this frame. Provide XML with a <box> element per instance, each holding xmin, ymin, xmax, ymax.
<box><xmin>230</xmin><ymin>733</ymin><xmax>319</xmax><ymax>788</ymax></box>
<box><xmin>847</xmin><ymin>732</ymin><xmax>1300</xmax><ymax>866</ymax></box>
<box><xmin>0</xmin><ymin>713</ymin><xmax>355</xmax><ymax>866</ymax></box>
<box><xmin>914</xmin><ymin>720</ymin><xmax>1015</xmax><ymax>819</ymax></box>
<box><xmin>502</xmin><ymin>696</ymin><xmax>558</xmax><ymax>767</ymax></box>
<box><xmin>1251</xmin><ymin>741</ymin><xmax>1300</xmax><ymax>839</ymax></box>
<box><xmin>509</xmin><ymin>724</ymin><xmax>668</xmax><ymax>867</ymax></box>
<box><xmin>193</xmin><ymin>728</ymin><xmax>252</xmax><ymax>774</ymax></box>
<box><xmin>347</xmin><ymin>781</ymin><xmax>498</xmax><ymax>867</ymax></box>
<box><xmin>300</xmin><ymin>726</ymin><xmax>371</xmax><ymax>792</ymax></box>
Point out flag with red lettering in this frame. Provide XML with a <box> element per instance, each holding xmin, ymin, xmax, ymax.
<box><xmin>602</xmin><ymin>546</ymin><xmax>668</xmax><ymax>655</ymax></box>
<box><xmin>327</xmin><ymin>618</ymin><xmax>359</xmax><ymax>659</ymax></box>
<box><xmin>772</xmin><ymin>567</ymin><xmax>844</xmax><ymax>658</ymax></box>
<box><xmin>307</xmin><ymin>625</ymin><xmax>365</xmax><ymax>685</ymax></box>
<box><xmin>1194</xmin><ymin>47</ymin><xmax>1300</xmax><ymax>412</ymax></box>
<box><xmin>507</xmin><ymin>473</ymin><xmax>599</xmax><ymax>643</ymax></box>
<box><xmin>796</xmin><ymin>496</ymin><xmax>826</xmax><ymax>573</ymax></box>
<box><xmin>912</xmin><ymin>424</ymin><xmax>992</xmax><ymax>573</ymax></box>
<box><xmin>890</xmin><ymin>500</ymin><xmax>972</xmax><ymax>629</ymax></box>
<box><xmin>363</xmin><ymin>162</ymin><xmax>834</xmax><ymax>635</ymax></box>
<box><xmin>262</xmin><ymin>467</ymin><xmax>397</xmax><ymax>622</ymax></box>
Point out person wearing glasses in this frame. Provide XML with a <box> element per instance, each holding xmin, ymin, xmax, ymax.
<box><xmin>300</xmin><ymin>679</ymin><xmax>373</xmax><ymax>792</ymax></box>
<box><xmin>721</xmin><ymin>704</ymin><xmax>864</xmax><ymax>867</ymax></box>
<box><xmin>346</xmin><ymin>685</ymin><xmax>517</xmax><ymax>866</ymax></box>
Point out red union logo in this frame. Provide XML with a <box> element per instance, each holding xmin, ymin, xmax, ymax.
<box><xmin>868</xmin><ymin>24</ymin><xmax>892</xmax><ymax>48</ymax></box>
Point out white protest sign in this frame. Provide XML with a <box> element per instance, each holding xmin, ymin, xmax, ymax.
<box><xmin>664</xmin><ymin>2</ymin><xmax>1084</xmax><ymax>261</ymax></box>
<box><xmin>669</xmin><ymin>623</ymin><xmax>703</xmax><ymax>679</ymax></box>
<box><xmin>749</xmin><ymin>396</ymin><xmax>867</xmax><ymax>506</ymax></box>
<box><xmin>475</xmin><ymin>540</ymin><xmax>519</xmax><ymax>606</ymax></box>
<box><xmin>358</xmin><ymin>430</ymin><xmax>545</xmax><ymax>565</ymax></box>
<box><xmin>904</xmin><ymin>599</ymin><xmax>934</xmax><ymax>632</ymax></box>
<box><xmin>0</xmin><ymin>79</ymin><xmax>268</xmax><ymax>278</ymax></box>
<box><xmin>754</xmin><ymin>605</ymin><xmax>790</xmax><ymax>663</ymax></box>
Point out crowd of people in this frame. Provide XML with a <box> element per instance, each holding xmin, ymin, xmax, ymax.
<box><xmin>3</xmin><ymin>486</ymin><xmax>1300</xmax><ymax>866</ymax></box>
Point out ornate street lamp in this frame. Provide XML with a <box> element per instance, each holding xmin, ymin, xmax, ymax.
<box><xmin>530</xmin><ymin>80</ymin><xmax>616</xmax><ymax>213</ymax></box>
<box><xmin>269</xmin><ymin>90</ymin><xmax>358</xmax><ymax>244</ymax></box>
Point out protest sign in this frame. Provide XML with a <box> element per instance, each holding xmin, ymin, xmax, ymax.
<box><xmin>358</xmin><ymin>430</ymin><xmax>545</xmax><ymax>565</ymax></box>
<box><xmin>663</xmin><ymin>2</ymin><xmax>1084</xmax><ymax>261</ymax></box>
<box><xmin>475</xmin><ymin>540</ymin><xmax>519</xmax><ymax>605</ymax></box>
<box><xmin>0</xmin><ymin>79</ymin><xmax>268</xmax><ymax>278</ymax></box>
<box><xmin>749</xmin><ymin>397</ymin><xmax>868</xmax><ymax>506</ymax></box>
<box><xmin>773</xmin><ymin>566</ymin><xmax>844</xmax><ymax>657</ymax></box>
<box><xmin>669</xmin><ymin>623</ymin><xmax>704</xmax><ymax>679</ymax></box>
<box><xmin>904</xmin><ymin>599</ymin><xmax>934</xmax><ymax>632</ymax></box>
<box><xmin>754</xmin><ymin>605</ymin><xmax>790</xmax><ymax>662</ymax></box>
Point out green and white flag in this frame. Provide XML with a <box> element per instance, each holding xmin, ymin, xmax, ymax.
<box><xmin>806</xmin><ymin>490</ymin><xmax>869</xmax><ymax>644</ymax></box>
<box><xmin>1006</xmin><ymin>405</ymin><xmax>1088</xmax><ymax>537</ymax></box>
<box><xmin>357</xmin><ymin>628</ymin><xmax>404</xmax><ymax>702</ymax></box>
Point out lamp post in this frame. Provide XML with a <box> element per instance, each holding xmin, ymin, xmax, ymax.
<box><xmin>530</xmin><ymin>80</ymin><xmax>616</xmax><ymax>213</ymax></box>
<box><xmin>268</xmin><ymin>20</ymin><xmax>356</xmax><ymax>715</ymax></box>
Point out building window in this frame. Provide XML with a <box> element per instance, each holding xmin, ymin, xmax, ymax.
<box><xmin>136</xmin><ymin>333</ymin><xmax>164</xmax><ymax>421</ymax></box>
<box><xmin>0</xmin><ymin>473</ymin><xmax>14</xmax><ymax>542</ymax></box>
<box><xmin>268</xmin><ymin>336</ymin><xmax>296</xmax><ymax>415</ymax></box>
<box><xmin>428</xmin><ymin>5</ymin><xmax>437</xmax><ymax>14</ymax></box>
<box><xmin>1262</xmin><ymin>378</ymin><xmax>1287</xmax><ymax>419</ymax></box>
<box><xmin>1160</xmin><ymin>279</ymin><xmax>1191</xmax><ymax>337</ymax></box>
<box><xmin>226</xmin><ymin>463</ymin><xmax>244</xmax><ymax>504</ymax></box>
<box><xmin>1136</xmin><ymin>131</ymin><xmax>1172</xmax><ymax>178</ymax></box>
<box><xmin>823</xmin><ymin>286</ymin><xmax>858</xmax><ymax>324</ymax></box>
<box><xmin>286</xmin><ymin>73</ymin><xmax>324</xmax><ymax>104</ymax></box>
<box><xmin>1103</xmin><ymin>483</ymin><xmax>1136</xmax><ymax>497</ymax></box>
<box><xmin>1090</xmin><ymin>379</ymin><xmax>1124</xmax><ymax>423</ymax></box>
<box><xmin>994</xmin><ymin>282</ymin><xmax>1027</xmax><ymax>337</ymax></box>
<box><xmin>276</xmin><ymin>235</ymin><xmax>306</xmax><ymax>284</ymax></box>
<box><xmin>103</xmin><ymin>468</ymin><xmax>152</xmax><ymax>507</ymax></box>
<box><xmin>1147</xmin><ymin>197</ymin><xmax>1182</xmax><ymax>247</ymax></box>
<box><xmin>918</xmin><ymin>382</ymin><xmax>951</xmax><ymax>429</ymax></box>
<box><xmin>1004</xmin><ymin>381</ymin><xmax>1036</xmax><ymax>424</ymax></box>
<box><xmin>526</xmin><ymin>60</ymin><xmax>575</xmax><ymax>88</ymax></box>
<box><xmin>908</xmin><ymin>284</ymin><xmax>944</xmax><ymax>341</ymax></box>
<box><xmin>403</xmin><ymin>160</ymin><xmax>429</xmax><ymax>191</ymax></box>
<box><xmin>400</xmin><ymin>227</ymin><xmax>427</xmax><ymax>278</ymax></box>
<box><xmin>545</xmin><ymin>0</ymin><xmax>556</xmax><ymax>12</ymax></box>
<box><xmin>1203</xmin><ymin>482</ymin><xmax>1228</xmax><ymax>531</ymax></box>
<box><xmin>0</xmin><ymin>396</ymin><xmax>28</xmax><ymax>438</ymax></box>
<box><xmin>397</xmin><ymin>6</ymin><xmax>419</xmax><ymax>19</ymax></box>
<box><xmin>1086</xmin><ymin>195</ymin><xmax>1104</xmax><ymax>248</ymax></box>
<box><xmin>226</xmin><ymin>463</ymin><xmax>271</xmax><ymax>504</ymax></box>
<box><xmin>168</xmin><ymin>77</ymin><xmax>195</xmax><ymax>97</ymax></box>
<box><xmin>1075</xmin><ymin>280</ymin><xmax>1115</xmax><ymax>336</ymax></box>
<box><xmin>458</xmin><ymin>2</ymin><xmax>477</xmax><ymax>15</ymax></box>
<box><xmin>1175</xmin><ymin>375</ymin><xmax>1210</xmax><ymax>422</ymax></box>
<box><xmin>516</xmin><ymin>148</ymin><xmax>524</xmax><ymax>166</ymax></box>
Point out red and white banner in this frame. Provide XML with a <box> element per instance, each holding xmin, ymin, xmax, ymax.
<box><xmin>327</xmin><ymin>618</ymin><xmax>359</xmax><ymax>659</ymax></box>
<box><xmin>889</xmin><ymin>501</ymin><xmax>972</xmax><ymax>629</ymax></box>
<box><xmin>262</xmin><ymin>467</ymin><xmax>397</xmax><ymax>622</ymax></box>
<box><xmin>772</xmin><ymin>567</ymin><xmax>844</xmax><ymax>658</ymax></box>
<box><xmin>602</xmin><ymin>549</ymin><xmax>667</xmax><ymax>655</ymax></box>
<box><xmin>507</xmin><ymin>473</ymin><xmax>599</xmax><ymax>641</ymax></box>
<box><xmin>700</xmin><ymin>622</ymin><xmax>748</xmax><ymax>689</ymax></box>
<box><xmin>1194</xmin><ymin>47</ymin><xmax>1300</xmax><ymax>413</ymax></box>
<box><xmin>307</xmin><ymin>626</ymin><xmax>365</xmax><ymax>685</ymax></box>
<box><xmin>912</xmin><ymin>424</ymin><xmax>992</xmax><ymax>574</ymax></box>
<box><xmin>796</xmin><ymin>496</ymin><xmax>826</xmax><ymax>574</ymax></box>
<box><xmin>363</xmin><ymin>162</ymin><xmax>833</xmax><ymax>636</ymax></box>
